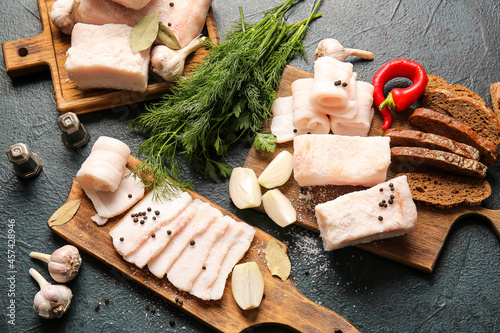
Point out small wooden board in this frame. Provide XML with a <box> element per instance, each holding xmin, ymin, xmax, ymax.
<box><xmin>1</xmin><ymin>0</ymin><xmax>220</xmax><ymax>114</ymax></box>
<box><xmin>244</xmin><ymin>66</ymin><xmax>500</xmax><ymax>273</ymax></box>
<box><xmin>49</xmin><ymin>156</ymin><xmax>360</xmax><ymax>333</ymax></box>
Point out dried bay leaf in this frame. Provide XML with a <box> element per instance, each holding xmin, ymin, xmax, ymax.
<box><xmin>158</xmin><ymin>23</ymin><xmax>181</xmax><ymax>50</ymax></box>
<box><xmin>130</xmin><ymin>12</ymin><xmax>160</xmax><ymax>54</ymax></box>
<box><xmin>48</xmin><ymin>199</ymin><xmax>81</xmax><ymax>227</ymax></box>
<box><xmin>265</xmin><ymin>239</ymin><xmax>291</xmax><ymax>281</ymax></box>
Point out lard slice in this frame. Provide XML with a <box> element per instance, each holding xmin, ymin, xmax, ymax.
<box><xmin>189</xmin><ymin>222</ymin><xmax>247</xmax><ymax>300</ymax></box>
<box><xmin>209</xmin><ymin>223</ymin><xmax>255</xmax><ymax>300</ymax></box>
<box><xmin>147</xmin><ymin>200</ymin><xmax>222</xmax><ymax>278</ymax></box>
<box><xmin>109</xmin><ymin>191</ymin><xmax>192</xmax><ymax>256</ymax></box>
<box><xmin>123</xmin><ymin>204</ymin><xmax>197</xmax><ymax>268</ymax></box>
<box><xmin>65</xmin><ymin>23</ymin><xmax>150</xmax><ymax>92</ymax></box>
<box><xmin>315</xmin><ymin>176</ymin><xmax>418</xmax><ymax>250</ymax></box>
<box><xmin>293</xmin><ymin>134</ymin><xmax>391</xmax><ymax>187</ymax></box>
<box><xmin>80</xmin><ymin>169</ymin><xmax>144</xmax><ymax>222</ymax></box>
<box><xmin>110</xmin><ymin>0</ymin><xmax>152</xmax><ymax>10</ymax></box>
<box><xmin>166</xmin><ymin>215</ymin><xmax>231</xmax><ymax>292</ymax></box>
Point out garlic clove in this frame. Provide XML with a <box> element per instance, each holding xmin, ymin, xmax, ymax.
<box><xmin>314</xmin><ymin>38</ymin><xmax>374</xmax><ymax>62</ymax></box>
<box><xmin>231</xmin><ymin>262</ymin><xmax>265</xmax><ymax>310</ymax></box>
<box><xmin>229</xmin><ymin>167</ymin><xmax>262</xmax><ymax>209</ymax></box>
<box><xmin>50</xmin><ymin>0</ymin><xmax>82</xmax><ymax>35</ymax></box>
<box><xmin>262</xmin><ymin>189</ymin><xmax>296</xmax><ymax>227</ymax></box>
<box><xmin>257</xmin><ymin>150</ymin><xmax>293</xmax><ymax>189</ymax></box>
<box><xmin>30</xmin><ymin>268</ymin><xmax>73</xmax><ymax>319</ymax></box>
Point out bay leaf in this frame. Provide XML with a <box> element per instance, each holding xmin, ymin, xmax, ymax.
<box><xmin>130</xmin><ymin>12</ymin><xmax>160</xmax><ymax>54</ymax></box>
<box><xmin>48</xmin><ymin>199</ymin><xmax>81</xmax><ymax>227</ymax></box>
<box><xmin>265</xmin><ymin>239</ymin><xmax>291</xmax><ymax>281</ymax></box>
<box><xmin>158</xmin><ymin>22</ymin><xmax>182</xmax><ymax>50</ymax></box>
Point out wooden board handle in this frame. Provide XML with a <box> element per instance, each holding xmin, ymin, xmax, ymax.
<box><xmin>462</xmin><ymin>206</ymin><xmax>500</xmax><ymax>237</ymax></box>
<box><xmin>2</xmin><ymin>33</ymin><xmax>55</xmax><ymax>77</ymax></box>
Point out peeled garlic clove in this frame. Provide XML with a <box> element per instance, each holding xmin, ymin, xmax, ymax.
<box><xmin>314</xmin><ymin>38</ymin><xmax>374</xmax><ymax>62</ymax></box>
<box><xmin>257</xmin><ymin>150</ymin><xmax>293</xmax><ymax>189</ymax></box>
<box><xmin>262</xmin><ymin>189</ymin><xmax>296</xmax><ymax>227</ymax></box>
<box><xmin>229</xmin><ymin>167</ymin><xmax>262</xmax><ymax>209</ymax></box>
<box><xmin>231</xmin><ymin>262</ymin><xmax>265</xmax><ymax>310</ymax></box>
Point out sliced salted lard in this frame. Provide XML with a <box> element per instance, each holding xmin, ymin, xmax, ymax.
<box><xmin>330</xmin><ymin>81</ymin><xmax>375</xmax><ymax>136</ymax></box>
<box><xmin>109</xmin><ymin>191</ymin><xmax>192</xmax><ymax>256</ymax></box>
<box><xmin>123</xmin><ymin>204</ymin><xmax>197</xmax><ymax>268</ymax></box>
<box><xmin>110</xmin><ymin>0</ymin><xmax>152</xmax><ymax>10</ymax></box>
<box><xmin>52</xmin><ymin>0</ymin><xmax>212</xmax><ymax>48</ymax></box>
<box><xmin>293</xmin><ymin>134</ymin><xmax>391</xmax><ymax>187</ymax></box>
<box><xmin>80</xmin><ymin>170</ymin><xmax>145</xmax><ymax>223</ymax></box>
<box><xmin>208</xmin><ymin>222</ymin><xmax>255</xmax><ymax>300</ymax></box>
<box><xmin>65</xmin><ymin>23</ymin><xmax>150</xmax><ymax>92</ymax></box>
<box><xmin>166</xmin><ymin>215</ymin><xmax>231</xmax><ymax>292</ymax></box>
<box><xmin>76</xmin><ymin>136</ymin><xmax>130</xmax><ymax>193</ymax></box>
<box><xmin>147</xmin><ymin>199</ymin><xmax>222</xmax><ymax>278</ymax></box>
<box><xmin>189</xmin><ymin>221</ymin><xmax>248</xmax><ymax>300</ymax></box>
<box><xmin>315</xmin><ymin>175</ymin><xmax>418</xmax><ymax>250</ymax></box>
<box><xmin>291</xmin><ymin>78</ymin><xmax>330</xmax><ymax>134</ymax></box>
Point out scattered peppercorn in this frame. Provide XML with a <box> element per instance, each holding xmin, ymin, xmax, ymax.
<box><xmin>152</xmin><ymin>233</ymin><xmax>156</xmax><ymax>238</ymax></box>
<box><xmin>304</xmin><ymin>269</ymin><xmax>309</xmax><ymax>275</ymax></box>
<box><xmin>202</xmin><ymin>266</ymin><xmax>206</xmax><ymax>270</ymax></box>
<box><xmin>95</xmin><ymin>303</ymin><xmax>100</xmax><ymax>311</ymax></box>
<box><xmin>342</xmin><ymin>82</ymin><xmax>348</xmax><ymax>87</ymax></box>
<box><xmin>110</xmin><ymin>330</ymin><xmax>115</xmax><ymax>333</ymax></box>
<box><xmin>389</xmin><ymin>183</ymin><xmax>394</xmax><ymax>188</ymax></box>
<box><xmin>133</xmin><ymin>217</ymin><xmax>139</xmax><ymax>223</ymax></box>
<box><xmin>152</xmin><ymin>217</ymin><xmax>156</xmax><ymax>221</ymax></box>
<box><xmin>379</xmin><ymin>188</ymin><xmax>383</xmax><ymax>192</ymax></box>
<box><xmin>381</xmin><ymin>200</ymin><xmax>386</xmax><ymax>204</ymax></box>
<box><xmin>128</xmin><ymin>194</ymin><xmax>132</xmax><ymax>198</ymax></box>
<box><xmin>140</xmin><ymin>220</ymin><xmax>145</xmax><ymax>225</ymax></box>
<box><xmin>169</xmin><ymin>2</ymin><xmax>174</xmax><ymax>6</ymax></box>
<box><xmin>378</xmin><ymin>202</ymin><xmax>384</xmax><ymax>207</ymax></box>
<box><xmin>104</xmin><ymin>297</ymin><xmax>110</xmax><ymax>305</ymax></box>
<box><xmin>131</xmin><ymin>213</ymin><xmax>135</xmax><ymax>218</ymax></box>
<box><xmin>190</xmin><ymin>240</ymin><xmax>196</xmax><ymax>246</ymax></box>
<box><xmin>334</xmin><ymin>80</ymin><xmax>341</xmax><ymax>86</ymax></box>
<box><xmin>388</xmin><ymin>199</ymin><xmax>394</xmax><ymax>204</ymax></box>
<box><xmin>151</xmin><ymin>307</ymin><xmax>156</xmax><ymax>315</ymax></box>
<box><xmin>378</xmin><ymin>216</ymin><xmax>383</xmax><ymax>221</ymax></box>
<box><xmin>147</xmin><ymin>207</ymin><xmax>152</xmax><ymax>212</ymax></box>
<box><xmin>169</xmin><ymin>319</ymin><xmax>176</xmax><ymax>326</ymax></box>
<box><xmin>168</xmin><ymin>22</ymin><xmax>172</xmax><ymax>26</ymax></box>
<box><xmin>390</xmin><ymin>187</ymin><xmax>395</xmax><ymax>191</ymax></box>
<box><xmin>167</xmin><ymin>230</ymin><xmax>172</xmax><ymax>235</ymax></box>
<box><xmin>155</xmin><ymin>210</ymin><xmax>160</xmax><ymax>215</ymax></box>
<box><xmin>178</xmin><ymin>299</ymin><xmax>183</xmax><ymax>306</ymax></box>
<box><xmin>145</xmin><ymin>304</ymin><xmax>150</xmax><ymax>311</ymax></box>
<box><xmin>390</xmin><ymin>195</ymin><xmax>394</xmax><ymax>199</ymax></box>
<box><xmin>293</xmin><ymin>129</ymin><xmax>298</xmax><ymax>133</ymax></box>
<box><xmin>120</xmin><ymin>237</ymin><xmax>124</xmax><ymax>242</ymax></box>
<box><xmin>144</xmin><ymin>216</ymin><xmax>148</xmax><ymax>220</ymax></box>
<box><xmin>307</xmin><ymin>132</ymin><xmax>311</xmax><ymax>134</ymax></box>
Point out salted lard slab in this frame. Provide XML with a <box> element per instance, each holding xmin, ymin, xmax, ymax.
<box><xmin>65</xmin><ymin>23</ymin><xmax>150</xmax><ymax>92</ymax></box>
<box><xmin>293</xmin><ymin>134</ymin><xmax>391</xmax><ymax>187</ymax></box>
<box><xmin>147</xmin><ymin>199</ymin><xmax>222</xmax><ymax>278</ymax></box>
<box><xmin>109</xmin><ymin>191</ymin><xmax>192</xmax><ymax>256</ymax></box>
<box><xmin>110</xmin><ymin>0</ymin><xmax>152</xmax><ymax>10</ymax></box>
<box><xmin>315</xmin><ymin>175</ymin><xmax>418</xmax><ymax>251</ymax></box>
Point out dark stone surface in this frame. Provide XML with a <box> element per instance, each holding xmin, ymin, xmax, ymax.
<box><xmin>1</xmin><ymin>0</ymin><xmax>499</xmax><ymax>332</ymax></box>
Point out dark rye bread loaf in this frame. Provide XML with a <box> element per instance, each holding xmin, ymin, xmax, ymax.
<box><xmin>409</xmin><ymin>108</ymin><xmax>500</xmax><ymax>166</ymax></box>
<box><xmin>420</xmin><ymin>75</ymin><xmax>500</xmax><ymax>144</ymax></box>
<box><xmin>397</xmin><ymin>172</ymin><xmax>491</xmax><ymax>208</ymax></box>
<box><xmin>384</xmin><ymin>128</ymin><xmax>480</xmax><ymax>161</ymax></box>
<box><xmin>391</xmin><ymin>147</ymin><xmax>487</xmax><ymax>178</ymax></box>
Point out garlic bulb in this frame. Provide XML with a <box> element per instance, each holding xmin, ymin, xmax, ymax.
<box><xmin>151</xmin><ymin>36</ymin><xmax>206</xmax><ymax>82</ymax></box>
<box><xmin>231</xmin><ymin>262</ymin><xmax>264</xmax><ymax>310</ymax></box>
<box><xmin>229</xmin><ymin>167</ymin><xmax>262</xmax><ymax>209</ymax></box>
<box><xmin>314</xmin><ymin>38</ymin><xmax>374</xmax><ymax>62</ymax></box>
<box><xmin>257</xmin><ymin>150</ymin><xmax>293</xmax><ymax>189</ymax></box>
<box><xmin>30</xmin><ymin>245</ymin><xmax>82</xmax><ymax>283</ymax></box>
<box><xmin>30</xmin><ymin>268</ymin><xmax>73</xmax><ymax>319</ymax></box>
<box><xmin>262</xmin><ymin>189</ymin><xmax>296</xmax><ymax>227</ymax></box>
<box><xmin>50</xmin><ymin>0</ymin><xmax>82</xmax><ymax>35</ymax></box>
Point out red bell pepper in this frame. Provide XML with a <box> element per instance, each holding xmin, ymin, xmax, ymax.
<box><xmin>372</xmin><ymin>59</ymin><xmax>428</xmax><ymax>130</ymax></box>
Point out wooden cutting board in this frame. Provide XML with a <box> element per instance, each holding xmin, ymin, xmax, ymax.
<box><xmin>1</xmin><ymin>0</ymin><xmax>219</xmax><ymax>115</ymax></box>
<box><xmin>49</xmin><ymin>155</ymin><xmax>360</xmax><ymax>333</ymax></box>
<box><xmin>244</xmin><ymin>66</ymin><xmax>500</xmax><ymax>273</ymax></box>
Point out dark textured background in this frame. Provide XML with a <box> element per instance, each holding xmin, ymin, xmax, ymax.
<box><xmin>1</xmin><ymin>0</ymin><xmax>500</xmax><ymax>332</ymax></box>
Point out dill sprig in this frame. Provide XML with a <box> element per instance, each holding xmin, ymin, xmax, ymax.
<box><xmin>130</xmin><ymin>0</ymin><xmax>322</xmax><ymax>197</ymax></box>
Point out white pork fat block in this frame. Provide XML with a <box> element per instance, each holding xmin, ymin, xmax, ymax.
<box><xmin>110</xmin><ymin>0</ymin><xmax>152</xmax><ymax>10</ymax></box>
<box><xmin>65</xmin><ymin>23</ymin><xmax>150</xmax><ymax>92</ymax></box>
<box><xmin>293</xmin><ymin>134</ymin><xmax>391</xmax><ymax>187</ymax></box>
<box><xmin>315</xmin><ymin>175</ymin><xmax>418</xmax><ymax>251</ymax></box>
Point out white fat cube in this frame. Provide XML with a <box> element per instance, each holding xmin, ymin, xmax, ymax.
<box><xmin>65</xmin><ymin>23</ymin><xmax>150</xmax><ymax>93</ymax></box>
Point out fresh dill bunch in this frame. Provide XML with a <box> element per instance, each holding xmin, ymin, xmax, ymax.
<box><xmin>130</xmin><ymin>0</ymin><xmax>322</xmax><ymax>197</ymax></box>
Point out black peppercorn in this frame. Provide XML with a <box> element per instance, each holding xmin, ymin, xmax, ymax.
<box><xmin>390</xmin><ymin>195</ymin><xmax>394</xmax><ymax>199</ymax></box>
<box><xmin>119</xmin><ymin>237</ymin><xmax>124</xmax><ymax>242</ymax></box>
<box><xmin>151</xmin><ymin>307</ymin><xmax>156</xmax><ymax>314</ymax></box>
<box><xmin>144</xmin><ymin>216</ymin><xmax>148</xmax><ymax>220</ymax></box>
<box><xmin>128</xmin><ymin>194</ymin><xmax>132</xmax><ymax>198</ymax></box>
<box><xmin>334</xmin><ymin>80</ymin><xmax>341</xmax><ymax>86</ymax></box>
<box><xmin>342</xmin><ymin>82</ymin><xmax>348</xmax><ymax>87</ymax></box>
<box><xmin>155</xmin><ymin>210</ymin><xmax>160</xmax><ymax>215</ymax></box>
<box><xmin>379</xmin><ymin>188</ymin><xmax>383</xmax><ymax>192</ymax></box>
<box><xmin>202</xmin><ymin>266</ymin><xmax>206</xmax><ymax>270</ymax></box>
<box><xmin>167</xmin><ymin>230</ymin><xmax>172</xmax><ymax>235</ymax></box>
<box><xmin>388</xmin><ymin>199</ymin><xmax>394</xmax><ymax>204</ymax></box>
<box><xmin>304</xmin><ymin>269</ymin><xmax>309</xmax><ymax>275</ymax></box>
<box><xmin>152</xmin><ymin>217</ymin><xmax>156</xmax><ymax>221</ymax></box>
<box><xmin>140</xmin><ymin>220</ymin><xmax>145</xmax><ymax>225</ymax></box>
<box><xmin>133</xmin><ymin>217</ymin><xmax>139</xmax><ymax>223</ymax></box>
<box><xmin>378</xmin><ymin>216</ymin><xmax>383</xmax><ymax>221</ymax></box>
<box><xmin>169</xmin><ymin>319</ymin><xmax>175</xmax><ymax>326</ymax></box>
<box><xmin>152</xmin><ymin>233</ymin><xmax>156</xmax><ymax>238</ymax></box>
<box><xmin>190</xmin><ymin>240</ymin><xmax>195</xmax><ymax>246</ymax></box>
<box><xmin>293</xmin><ymin>129</ymin><xmax>298</xmax><ymax>133</ymax></box>
<box><xmin>169</xmin><ymin>2</ymin><xmax>174</xmax><ymax>6</ymax></box>
<box><xmin>147</xmin><ymin>207</ymin><xmax>152</xmax><ymax>212</ymax></box>
<box><xmin>104</xmin><ymin>297</ymin><xmax>110</xmax><ymax>305</ymax></box>
<box><xmin>95</xmin><ymin>303</ymin><xmax>100</xmax><ymax>311</ymax></box>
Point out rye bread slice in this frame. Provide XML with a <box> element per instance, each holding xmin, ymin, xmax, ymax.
<box><xmin>409</xmin><ymin>108</ymin><xmax>500</xmax><ymax>165</ymax></box>
<box><xmin>384</xmin><ymin>128</ymin><xmax>480</xmax><ymax>161</ymax></box>
<box><xmin>490</xmin><ymin>82</ymin><xmax>500</xmax><ymax>120</ymax></box>
<box><xmin>397</xmin><ymin>172</ymin><xmax>491</xmax><ymax>208</ymax></box>
<box><xmin>391</xmin><ymin>147</ymin><xmax>487</xmax><ymax>178</ymax></box>
<box><xmin>420</xmin><ymin>76</ymin><xmax>500</xmax><ymax>144</ymax></box>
